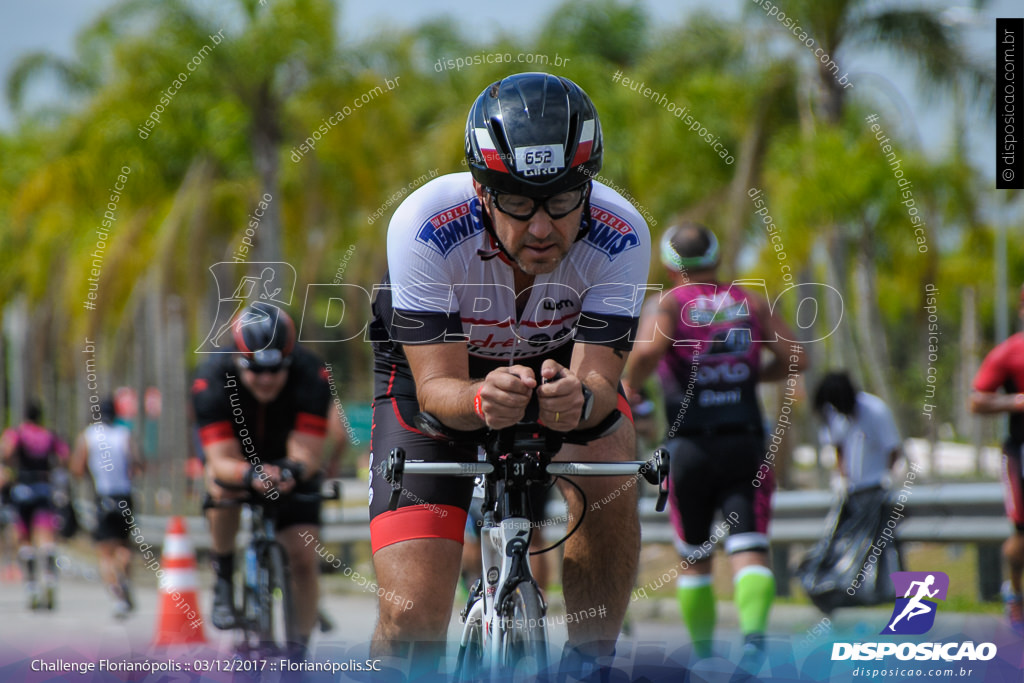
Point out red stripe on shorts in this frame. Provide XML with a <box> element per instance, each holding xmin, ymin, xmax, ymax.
<box><xmin>370</xmin><ymin>504</ymin><xmax>467</xmax><ymax>554</ymax></box>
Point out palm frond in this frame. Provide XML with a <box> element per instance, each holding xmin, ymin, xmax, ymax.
<box><xmin>6</xmin><ymin>52</ymin><xmax>97</xmax><ymax>112</ymax></box>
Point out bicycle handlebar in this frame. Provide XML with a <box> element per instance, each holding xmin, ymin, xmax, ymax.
<box><xmin>385</xmin><ymin>411</ymin><xmax>670</xmax><ymax>512</ymax></box>
<box><xmin>392</xmin><ymin>458</ymin><xmax>662</xmax><ymax>478</ymax></box>
<box><xmin>412</xmin><ymin>409</ymin><xmax>624</xmax><ymax>457</ymax></box>
<box><xmin>210</xmin><ymin>475</ymin><xmax>341</xmax><ymax>507</ymax></box>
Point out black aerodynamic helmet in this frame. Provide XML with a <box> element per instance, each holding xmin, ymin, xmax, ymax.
<box><xmin>231</xmin><ymin>302</ymin><xmax>296</xmax><ymax>371</ymax></box>
<box><xmin>465</xmin><ymin>72</ymin><xmax>603</xmax><ymax>197</ymax></box>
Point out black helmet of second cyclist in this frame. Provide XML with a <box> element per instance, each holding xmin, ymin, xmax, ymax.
<box><xmin>231</xmin><ymin>302</ymin><xmax>296</xmax><ymax>370</ymax></box>
<box><xmin>465</xmin><ymin>72</ymin><xmax>603</xmax><ymax>198</ymax></box>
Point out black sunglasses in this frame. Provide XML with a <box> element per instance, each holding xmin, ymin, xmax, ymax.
<box><xmin>487</xmin><ymin>183</ymin><xmax>589</xmax><ymax>221</ymax></box>
<box><xmin>236</xmin><ymin>355</ymin><xmax>291</xmax><ymax>374</ymax></box>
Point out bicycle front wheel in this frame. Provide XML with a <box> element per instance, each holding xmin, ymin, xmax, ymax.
<box><xmin>499</xmin><ymin>582</ymin><xmax>549</xmax><ymax>678</ymax></box>
<box><xmin>259</xmin><ymin>542</ymin><xmax>295</xmax><ymax>654</ymax></box>
<box><xmin>454</xmin><ymin>597</ymin><xmax>485</xmax><ymax>681</ymax></box>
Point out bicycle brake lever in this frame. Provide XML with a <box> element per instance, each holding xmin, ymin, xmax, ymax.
<box><xmin>653</xmin><ymin>447</ymin><xmax>670</xmax><ymax>512</ymax></box>
<box><xmin>656</xmin><ymin>485</ymin><xmax>669</xmax><ymax>513</ymax></box>
<box><xmin>323</xmin><ymin>479</ymin><xmax>342</xmax><ymax>501</ymax></box>
<box><xmin>641</xmin><ymin>457</ymin><xmax>660</xmax><ymax>486</ymax></box>
<box><xmin>386</xmin><ymin>448</ymin><xmax>405</xmax><ymax>511</ymax></box>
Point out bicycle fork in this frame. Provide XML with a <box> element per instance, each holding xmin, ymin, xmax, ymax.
<box><xmin>481</xmin><ymin>517</ymin><xmax>545</xmax><ymax>670</ymax></box>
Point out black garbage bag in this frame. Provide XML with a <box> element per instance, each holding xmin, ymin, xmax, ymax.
<box><xmin>795</xmin><ymin>485</ymin><xmax>902</xmax><ymax>613</ymax></box>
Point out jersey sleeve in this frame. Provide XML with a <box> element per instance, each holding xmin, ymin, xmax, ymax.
<box><xmin>292</xmin><ymin>356</ymin><xmax>332</xmax><ymax>438</ymax></box>
<box><xmin>819</xmin><ymin>409</ymin><xmax>846</xmax><ymax>447</ymax></box>
<box><xmin>575</xmin><ymin>196</ymin><xmax>651</xmax><ymax>350</ymax></box>
<box><xmin>384</xmin><ymin>182</ymin><xmax>468</xmax><ymax>345</ymax></box>
<box><xmin>52</xmin><ymin>435</ymin><xmax>70</xmax><ymax>462</ymax></box>
<box><xmin>974</xmin><ymin>340</ymin><xmax>1010</xmax><ymax>392</ymax></box>
<box><xmin>191</xmin><ymin>363</ymin><xmax>236</xmax><ymax>447</ymax></box>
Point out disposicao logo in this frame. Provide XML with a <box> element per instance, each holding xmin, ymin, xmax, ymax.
<box><xmin>831</xmin><ymin>571</ymin><xmax>997</xmax><ymax>662</ymax></box>
<box><xmin>882</xmin><ymin>571</ymin><xmax>948</xmax><ymax>635</ymax></box>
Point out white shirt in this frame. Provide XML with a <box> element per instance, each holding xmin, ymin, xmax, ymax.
<box><xmin>84</xmin><ymin>423</ymin><xmax>133</xmax><ymax>496</ymax></box>
<box><xmin>819</xmin><ymin>392</ymin><xmax>902</xmax><ymax>490</ymax></box>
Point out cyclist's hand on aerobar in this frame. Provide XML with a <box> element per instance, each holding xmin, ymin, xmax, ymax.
<box><xmin>252</xmin><ymin>464</ymin><xmax>297</xmax><ymax>495</ymax></box>
<box><xmin>536</xmin><ymin>359</ymin><xmax>584</xmax><ymax>432</ymax></box>
<box><xmin>206</xmin><ymin>469</ymin><xmax>249</xmax><ymax>501</ymax></box>
<box><xmin>477</xmin><ymin>366</ymin><xmax>537</xmax><ymax>429</ymax></box>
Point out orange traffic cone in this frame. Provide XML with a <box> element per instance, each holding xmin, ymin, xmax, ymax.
<box><xmin>152</xmin><ymin>516</ymin><xmax>207</xmax><ymax>645</ymax></box>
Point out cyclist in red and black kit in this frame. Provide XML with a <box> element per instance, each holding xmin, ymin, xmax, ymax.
<box><xmin>192</xmin><ymin>302</ymin><xmax>331</xmax><ymax>655</ymax></box>
<box><xmin>970</xmin><ymin>285</ymin><xmax>1024</xmax><ymax>635</ymax></box>
<box><xmin>367</xmin><ymin>72</ymin><xmax>650</xmax><ymax>674</ymax></box>
<box><xmin>1</xmin><ymin>400</ymin><xmax>69</xmax><ymax>610</ymax></box>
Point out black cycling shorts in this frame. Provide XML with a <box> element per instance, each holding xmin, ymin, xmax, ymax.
<box><xmin>1001</xmin><ymin>446</ymin><xmax>1024</xmax><ymax>532</ymax></box>
<box><xmin>667</xmin><ymin>433</ymin><xmax>773</xmax><ymax>560</ymax></box>
<box><xmin>94</xmin><ymin>495</ymin><xmax>134</xmax><ymax>542</ymax></box>
<box><xmin>368</xmin><ymin>392</ymin><xmax>478</xmax><ymax>554</ymax></box>
<box><xmin>10</xmin><ymin>482</ymin><xmax>57</xmax><ymax>539</ymax></box>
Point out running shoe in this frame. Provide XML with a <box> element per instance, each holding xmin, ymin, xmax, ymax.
<box><xmin>1002</xmin><ymin>581</ymin><xmax>1024</xmax><ymax>635</ymax></box>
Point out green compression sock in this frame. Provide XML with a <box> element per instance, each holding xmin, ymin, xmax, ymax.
<box><xmin>734</xmin><ymin>565</ymin><xmax>776</xmax><ymax>636</ymax></box>
<box><xmin>677</xmin><ymin>574</ymin><xmax>716</xmax><ymax>655</ymax></box>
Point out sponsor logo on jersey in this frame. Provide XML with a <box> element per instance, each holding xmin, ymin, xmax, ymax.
<box><xmin>687</xmin><ymin>300</ymin><xmax>750</xmax><ymax>325</ymax></box>
<box><xmin>416</xmin><ymin>199</ymin><xmax>484</xmax><ymax>257</ymax></box>
<box><xmin>542</xmin><ymin>298</ymin><xmax>576</xmax><ymax>311</ymax></box>
<box><xmin>469</xmin><ymin>333</ymin><xmax>517</xmax><ymax>350</ymax></box>
<box><xmin>191</xmin><ymin>378</ymin><xmax>209</xmax><ymax>394</ymax></box>
<box><xmin>584</xmin><ymin>207</ymin><xmax>640</xmax><ymax>260</ymax></box>
<box><xmin>695</xmin><ymin>362</ymin><xmax>751</xmax><ymax>386</ymax></box>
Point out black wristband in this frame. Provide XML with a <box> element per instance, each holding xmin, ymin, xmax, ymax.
<box><xmin>281</xmin><ymin>460</ymin><xmax>306</xmax><ymax>482</ymax></box>
<box><xmin>241</xmin><ymin>467</ymin><xmax>255</xmax><ymax>490</ymax></box>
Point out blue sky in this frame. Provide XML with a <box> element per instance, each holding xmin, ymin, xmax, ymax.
<box><xmin>0</xmin><ymin>0</ymin><xmax>1014</xmax><ymax>178</ymax></box>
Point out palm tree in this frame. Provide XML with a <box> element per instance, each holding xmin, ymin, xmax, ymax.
<box><xmin>746</xmin><ymin>0</ymin><xmax>991</xmax><ymax>407</ymax></box>
<box><xmin>3</xmin><ymin>0</ymin><xmax>344</xmax><ymax>510</ymax></box>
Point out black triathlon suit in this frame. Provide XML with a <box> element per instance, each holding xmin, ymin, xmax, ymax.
<box><xmin>192</xmin><ymin>345</ymin><xmax>331</xmax><ymax>528</ymax></box>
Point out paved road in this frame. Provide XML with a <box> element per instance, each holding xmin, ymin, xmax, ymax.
<box><xmin>1</xmin><ymin>560</ymin><xmax>1021</xmax><ymax>682</ymax></box>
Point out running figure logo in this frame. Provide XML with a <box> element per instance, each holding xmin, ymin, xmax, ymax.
<box><xmin>196</xmin><ymin>262</ymin><xmax>296</xmax><ymax>353</ymax></box>
<box><xmin>882</xmin><ymin>571</ymin><xmax>949</xmax><ymax>635</ymax></box>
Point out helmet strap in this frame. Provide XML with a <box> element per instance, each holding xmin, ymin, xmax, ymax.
<box><xmin>476</xmin><ymin>195</ymin><xmax>517</xmax><ymax>263</ymax></box>
<box><xmin>574</xmin><ymin>184</ymin><xmax>593</xmax><ymax>243</ymax></box>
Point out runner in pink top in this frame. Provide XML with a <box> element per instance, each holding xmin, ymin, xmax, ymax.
<box><xmin>1</xmin><ymin>400</ymin><xmax>68</xmax><ymax>610</ymax></box>
<box><xmin>624</xmin><ymin>222</ymin><xmax>808</xmax><ymax>665</ymax></box>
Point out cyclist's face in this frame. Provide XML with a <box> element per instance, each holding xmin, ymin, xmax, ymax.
<box><xmin>476</xmin><ymin>182</ymin><xmax>585</xmax><ymax>276</ymax></box>
<box><xmin>240</xmin><ymin>367</ymin><xmax>288</xmax><ymax>403</ymax></box>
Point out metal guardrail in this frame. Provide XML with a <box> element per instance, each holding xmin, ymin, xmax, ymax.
<box><xmin>761</xmin><ymin>483</ymin><xmax>1008</xmax><ymax>600</ymax></box>
<box><xmin>131</xmin><ymin>481</ymin><xmax>1009</xmax><ymax>600</ymax></box>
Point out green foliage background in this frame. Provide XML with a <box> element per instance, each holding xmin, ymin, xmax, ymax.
<box><xmin>0</xmin><ymin>0</ymin><xmax>1013</xmax><ymax>475</ymax></box>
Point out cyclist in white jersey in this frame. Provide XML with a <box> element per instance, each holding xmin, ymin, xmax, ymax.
<box><xmin>367</xmin><ymin>72</ymin><xmax>650</xmax><ymax>675</ymax></box>
<box><xmin>70</xmin><ymin>398</ymin><xmax>142</xmax><ymax>618</ymax></box>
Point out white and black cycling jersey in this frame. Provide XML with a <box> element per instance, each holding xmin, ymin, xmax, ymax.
<box><xmin>372</xmin><ymin>172</ymin><xmax>651</xmax><ymax>369</ymax></box>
